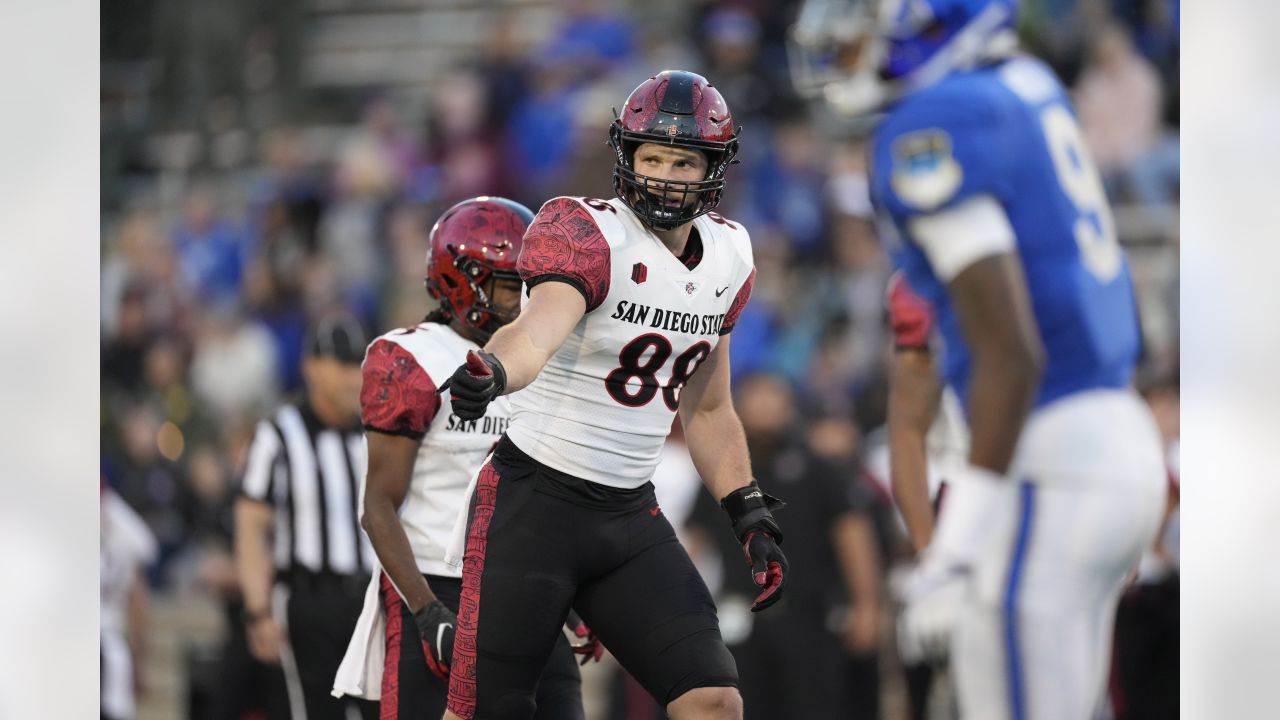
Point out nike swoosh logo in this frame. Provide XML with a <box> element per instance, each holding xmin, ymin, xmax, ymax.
<box><xmin>715</xmin><ymin>286</ymin><xmax>730</xmax><ymax>297</ymax></box>
<box><xmin>437</xmin><ymin>623</ymin><xmax>452</xmax><ymax>658</ymax></box>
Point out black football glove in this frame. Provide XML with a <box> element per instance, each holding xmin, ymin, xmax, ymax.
<box><xmin>564</xmin><ymin>609</ymin><xmax>604</xmax><ymax>665</ymax></box>
<box><xmin>721</xmin><ymin>484</ymin><xmax>788</xmax><ymax>612</ymax></box>
<box><xmin>440</xmin><ymin>350</ymin><xmax>506</xmax><ymax>421</ymax></box>
<box><xmin>413</xmin><ymin>600</ymin><xmax>458</xmax><ymax>681</ymax></box>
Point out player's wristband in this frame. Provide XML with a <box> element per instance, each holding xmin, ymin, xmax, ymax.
<box><xmin>720</xmin><ymin>483</ymin><xmax>786</xmax><ymax>544</ymax></box>
<box><xmin>927</xmin><ymin>464</ymin><xmax>1016</xmax><ymax>566</ymax></box>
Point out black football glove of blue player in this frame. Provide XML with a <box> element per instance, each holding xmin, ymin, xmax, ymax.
<box><xmin>721</xmin><ymin>484</ymin><xmax>788</xmax><ymax>612</ymax></box>
<box><xmin>413</xmin><ymin>599</ymin><xmax>458</xmax><ymax>681</ymax></box>
<box><xmin>440</xmin><ymin>350</ymin><xmax>507</xmax><ymax>421</ymax></box>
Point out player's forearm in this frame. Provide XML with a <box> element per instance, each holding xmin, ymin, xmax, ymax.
<box><xmin>947</xmin><ymin>254</ymin><xmax>1044</xmax><ymax>475</ymax></box>
<box><xmin>887</xmin><ymin>351</ymin><xmax>942</xmax><ymax>552</ymax></box>
<box><xmin>361</xmin><ymin>495</ymin><xmax>435</xmax><ymax>612</ymax></box>
<box><xmin>684</xmin><ymin>403</ymin><xmax>754</xmax><ymax>502</ymax></box>
<box><xmin>966</xmin><ymin>345</ymin><xmax>1041</xmax><ymax>474</ymax></box>
<box><xmin>888</xmin><ymin>429</ymin><xmax>934</xmax><ymax>554</ymax></box>
<box><xmin>484</xmin><ymin>320</ymin><xmax>555</xmax><ymax>394</ymax></box>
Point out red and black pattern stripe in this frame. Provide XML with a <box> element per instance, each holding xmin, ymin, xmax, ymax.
<box><xmin>380</xmin><ymin>574</ymin><xmax>405</xmax><ymax>720</ymax></box>
<box><xmin>445</xmin><ymin>462</ymin><xmax>502</xmax><ymax>719</ymax></box>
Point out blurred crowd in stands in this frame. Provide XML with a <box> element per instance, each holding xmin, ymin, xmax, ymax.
<box><xmin>101</xmin><ymin>1</ymin><xmax>1179</xmax><ymax>717</ymax></box>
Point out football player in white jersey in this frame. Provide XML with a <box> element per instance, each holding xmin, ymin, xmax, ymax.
<box><xmin>437</xmin><ymin>71</ymin><xmax>788</xmax><ymax>720</ymax></box>
<box><xmin>332</xmin><ymin>198</ymin><xmax>587</xmax><ymax>719</ymax></box>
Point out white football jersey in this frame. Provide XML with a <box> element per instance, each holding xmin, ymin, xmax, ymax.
<box><xmin>360</xmin><ymin>323</ymin><xmax>511</xmax><ymax>577</ymax></box>
<box><xmin>508</xmin><ymin>196</ymin><xmax>755</xmax><ymax>488</ymax></box>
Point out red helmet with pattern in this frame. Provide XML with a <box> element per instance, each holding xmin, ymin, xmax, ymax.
<box><xmin>608</xmin><ymin>70</ymin><xmax>740</xmax><ymax>230</ymax></box>
<box><xmin>425</xmin><ymin>196</ymin><xmax>533</xmax><ymax>341</ymax></box>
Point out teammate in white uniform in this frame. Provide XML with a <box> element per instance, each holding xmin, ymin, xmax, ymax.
<box><xmin>438</xmin><ymin>71</ymin><xmax>788</xmax><ymax>720</ymax></box>
<box><xmin>332</xmin><ymin>198</ymin><xmax>586</xmax><ymax>719</ymax></box>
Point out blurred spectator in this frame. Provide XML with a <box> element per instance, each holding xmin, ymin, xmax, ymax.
<box><xmin>1073</xmin><ymin>23</ymin><xmax>1179</xmax><ymax>207</ymax></box>
<box><xmin>687</xmin><ymin>373</ymin><xmax>886</xmax><ymax>719</ymax></box>
<box><xmin>248</xmin><ymin>127</ymin><xmax>326</xmax><ymax>255</ymax></box>
<box><xmin>102</xmin><ymin>208</ymin><xmax>187</xmax><ymax>340</ymax></box>
<box><xmin>172</xmin><ymin>182</ymin><xmax>249</xmax><ymax>305</ymax></box>
<box><xmin>190</xmin><ymin>304</ymin><xmax>281</xmax><ymax>425</ymax></box>
<box><xmin>699</xmin><ymin>7</ymin><xmax>801</xmax><ymax>124</ymax></box>
<box><xmin>242</xmin><ymin>200</ymin><xmax>310</xmax><ymax>392</ymax></box>
<box><xmin>1018</xmin><ymin>0</ymin><xmax>1093</xmax><ymax>83</ymax></box>
<box><xmin>544</xmin><ymin>80</ymin><xmax>621</xmax><ymax>202</ymax></box>
<box><xmin>745</xmin><ymin>111</ymin><xmax>830</xmax><ymax>264</ymax></box>
<box><xmin>423</xmin><ymin>68</ymin><xmax>515</xmax><ymax>203</ymax></box>
<box><xmin>544</xmin><ymin>0</ymin><xmax>636</xmax><ymax>84</ymax></box>
<box><xmin>103</xmin><ymin>283</ymin><xmax>157</xmax><ymax>394</ymax></box>
<box><xmin>108</xmin><ymin>403</ymin><xmax>190</xmax><ymax>582</ymax></box>
<box><xmin>322</xmin><ymin>106</ymin><xmax>400</xmax><ymax>318</ymax></box>
<box><xmin>505</xmin><ymin>57</ymin><xmax>584</xmax><ymax>203</ymax></box>
<box><xmin>475</xmin><ymin>14</ymin><xmax>534</xmax><ymax>136</ymax></box>
<box><xmin>101</xmin><ymin>483</ymin><xmax>158</xmax><ymax>720</ymax></box>
<box><xmin>323</xmin><ymin>96</ymin><xmax>417</xmax><ymax>318</ymax></box>
<box><xmin>380</xmin><ymin>202</ymin><xmax>437</xmax><ymax>330</ymax></box>
<box><xmin>724</xmin><ymin>253</ymin><xmax>784</xmax><ymax>381</ymax></box>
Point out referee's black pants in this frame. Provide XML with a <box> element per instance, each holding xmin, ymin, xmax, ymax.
<box><xmin>283</xmin><ymin>571</ymin><xmax>379</xmax><ymax>720</ymax></box>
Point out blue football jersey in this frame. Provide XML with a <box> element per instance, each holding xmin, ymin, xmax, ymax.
<box><xmin>870</xmin><ymin>56</ymin><xmax>1141</xmax><ymax>410</ymax></box>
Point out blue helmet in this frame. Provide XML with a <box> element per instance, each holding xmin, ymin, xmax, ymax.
<box><xmin>789</xmin><ymin>0</ymin><xmax>1020</xmax><ymax>116</ymax></box>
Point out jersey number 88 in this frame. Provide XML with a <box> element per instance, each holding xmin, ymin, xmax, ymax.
<box><xmin>605</xmin><ymin>335</ymin><xmax>712</xmax><ymax>411</ymax></box>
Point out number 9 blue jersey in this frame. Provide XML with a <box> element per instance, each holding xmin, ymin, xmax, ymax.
<box><xmin>869</xmin><ymin>56</ymin><xmax>1141</xmax><ymax>410</ymax></box>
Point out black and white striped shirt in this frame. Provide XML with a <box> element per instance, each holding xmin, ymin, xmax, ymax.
<box><xmin>240</xmin><ymin>402</ymin><xmax>374</xmax><ymax>576</ymax></box>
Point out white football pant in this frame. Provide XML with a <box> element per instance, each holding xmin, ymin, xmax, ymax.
<box><xmin>953</xmin><ymin>388</ymin><xmax>1167</xmax><ymax>720</ymax></box>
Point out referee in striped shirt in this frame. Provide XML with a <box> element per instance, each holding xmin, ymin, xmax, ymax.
<box><xmin>235</xmin><ymin>313</ymin><xmax>378</xmax><ymax>720</ymax></box>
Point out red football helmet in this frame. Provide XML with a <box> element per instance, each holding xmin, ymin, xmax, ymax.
<box><xmin>425</xmin><ymin>197</ymin><xmax>533</xmax><ymax>341</ymax></box>
<box><xmin>608</xmin><ymin>70</ymin><xmax>740</xmax><ymax>230</ymax></box>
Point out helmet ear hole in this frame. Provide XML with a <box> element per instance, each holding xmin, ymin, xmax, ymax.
<box><xmin>441</xmin><ymin>274</ymin><xmax>459</xmax><ymax>290</ymax></box>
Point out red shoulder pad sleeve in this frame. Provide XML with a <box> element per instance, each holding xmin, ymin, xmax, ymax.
<box><xmin>518</xmin><ymin>198</ymin><xmax>612</xmax><ymax>312</ymax></box>
<box><xmin>888</xmin><ymin>272</ymin><xmax>934</xmax><ymax>350</ymax></box>
<box><xmin>719</xmin><ymin>267</ymin><xmax>756</xmax><ymax>335</ymax></box>
<box><xmin>360</xmin><ymin>339</ymin><xmax>440</xmax><ymax>439</ymax></box>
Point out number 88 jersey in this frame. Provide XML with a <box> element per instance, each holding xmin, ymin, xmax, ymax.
<box><xmin>507</xmin><ymin>195</ymin><xmax>755</xmax><ymax>489</ymax></box>
<box><xmin>869</xmin><ymin>56</ymin><xmax>1142</xmax><ymax>411</ymax></box>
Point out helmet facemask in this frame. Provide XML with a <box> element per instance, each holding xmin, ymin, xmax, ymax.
<box><xmin>427</xmin><ymin>249</ymin><xmax>522</xmax><ymax>343</ymax></box>
<box><xmin>609</xmin><ymin>125</ymin><xmax>739</xmax><ymax>231</ymax></box>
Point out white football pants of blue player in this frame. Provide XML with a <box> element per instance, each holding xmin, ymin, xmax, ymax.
<box><xmin>953</xmin><ymin>388</ymin><xmax>1166</xmax><ymax>720</ymax></box>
